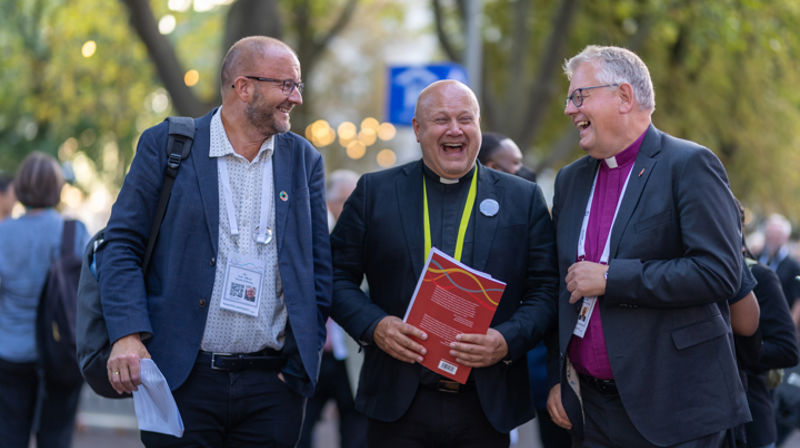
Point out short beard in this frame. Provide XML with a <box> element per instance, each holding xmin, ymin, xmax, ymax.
<box><xmin>246</xmin><ymin>91</ymin><xmax>291</xmax><ymax>136</ymax></box>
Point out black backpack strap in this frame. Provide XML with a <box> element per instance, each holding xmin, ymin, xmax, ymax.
<box><xmin>61</xmin><ymin>220</ymin><xmax>77</xmax><ymax>258</ymax></box>
<box><xmin>165</xmin><ymin>116</ymin><xmax>195</xmax><ymax>179</ymax></box>
<box><xmin>141</xmin><ymin>116</ymin><xmax>196</xmax><ymax>271</ymax></box>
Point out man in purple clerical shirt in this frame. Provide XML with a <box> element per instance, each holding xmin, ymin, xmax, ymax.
<box><xmin>546</xmin><ymin>45</ymin><xmax>748</xmax><ymax>447</ymax></box>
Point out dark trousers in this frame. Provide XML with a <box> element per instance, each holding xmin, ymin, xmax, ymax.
<box><xmin>535</xmin><ymin>406</ymin><xmax>572</xmax><ymax>448</ymax></box>
<box><xmin>298</xmin><ymin>352</ymin><xmax>366</xmax><ymax>448</ymax></box>
<box><xmin>0</xmin><ymin>357</ymin><xmax>81</xmax><ymax>448</ymax></box>
<box><xmin>141</xmin><ymin>356</ymin><xmax>305</xmax><ymax>448</ymax></box>
<box><xmin>366</xmin><ymin>385</ymin><xmax>508</xmax><ymax>448</ymax></box>
<box><xmin>579</xmin><ymin>376</ymin><xmax>726</xmax><ymax>448</ymax></box>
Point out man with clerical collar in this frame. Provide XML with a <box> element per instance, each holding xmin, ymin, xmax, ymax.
<box><xmin>330</xmin><ymin>80</ymin><xmax>558</xmax><ymax>447</ymax></box>
<box><xmin>546</xmin><ymin>45</ymin><xmax>749</xmax><ymax>447</ymax></box>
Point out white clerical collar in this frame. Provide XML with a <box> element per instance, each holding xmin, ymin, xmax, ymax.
<box><xmin>604</xmin><ymin>155</ymin><xmax>618</xmax><ymax>169</ymax></box>
<box><xmin>439</xmin><ymin>176</ymin><xmax>459</xmax><ymax>184</ymax></box>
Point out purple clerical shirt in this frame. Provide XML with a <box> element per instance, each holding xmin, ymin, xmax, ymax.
<box><xmin>568</xmin><ymin>131</ymin><xmax>646</xmax><ymax>379</ymax></box>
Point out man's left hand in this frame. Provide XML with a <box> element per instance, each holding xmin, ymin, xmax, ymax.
<box><xmin>566</xmin><ymin>261</ymin><xmax>609</xmax><ymax>304</ymax></box>
<box><xmin>449</xmin><ymin>328</ymin><xmax>508</xmax><ymax>367</ymax></box>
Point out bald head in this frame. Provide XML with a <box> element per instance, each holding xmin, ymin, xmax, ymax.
<box><xmin>412</xmin><ymin>80</ymin><xmax>482</xmax><ymax>179</ymax></box>
<box><xmin>414</xmin><ymin>80</ymin><xmax>480</xmax><ymax>121</ymax></box>
<box><xmin>220</xmin><ymin>36</ymin><xmax>299</xmax><ymax>96</ymax></box>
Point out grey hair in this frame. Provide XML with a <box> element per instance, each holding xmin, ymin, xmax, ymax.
<box><xmin>766</xmin><ymin>213</ymin><xmax>792</xmax><ymax>237</ymax></box>
<box><xmin>564</xmin><ymin>45</ymin><xmax>655</xmax><ymax>113</ymax></box>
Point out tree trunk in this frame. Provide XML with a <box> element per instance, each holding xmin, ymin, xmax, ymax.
<box><xmin>120</xmin><ymin>0</ymin><xmax>210</xmax><ymax>117</ymax></box>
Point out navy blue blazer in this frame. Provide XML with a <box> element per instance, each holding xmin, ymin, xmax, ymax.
<box><xmin>550</xmin><ymin>125</ymin><xmax>750</xmax><ymax>445</ymax></box>
<box><xmin>331</xmin><ymin>161</ymin><xmax>558</xmax><ymax>433</ymax></box>
<box><xmin>98</xmin><ymin>110</ymin><xmax>332</xmax><ymax>397</ymax></box>
<box><xmin>740</xmin><ymin>262</ymin><xmax>799</xmax><ymax>446</ymax></box>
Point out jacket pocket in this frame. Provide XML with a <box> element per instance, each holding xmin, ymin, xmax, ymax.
<box><xmin>633</xmin><ymin>208</ymin><xmax>672</xmax><ymax>233</ymax></box>
<box><xmin>671</xmin><ymin>314</ymin><xmax>728</xmax><ymax>350</ymax></box>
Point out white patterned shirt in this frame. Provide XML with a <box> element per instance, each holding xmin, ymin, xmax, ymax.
<box><xmin>200</xmin><ymin>108</ymin><xmax>286</xmax><ymax>353</ymax></box>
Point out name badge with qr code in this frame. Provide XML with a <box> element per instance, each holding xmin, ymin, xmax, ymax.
<box><xmin>220</xmin><ymin>254</ymin><xmax>264</xmax><ymax>317</ymax></box>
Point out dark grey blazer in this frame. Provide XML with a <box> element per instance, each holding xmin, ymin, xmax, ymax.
<box><xmin>550</xmin><ymin>125</ymin><xmax>750</xmax><ymax>446</ymax></box>
<box><xmin>331</xmin><ymin>160</ymin><xmax>558</xmax><ymax>433</ymax></box>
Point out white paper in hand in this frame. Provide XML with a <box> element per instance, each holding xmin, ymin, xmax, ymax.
<box><xmin>132</xmin><ymin>358</ymin><xmax>184</xmax><ymax>437</ymax></box>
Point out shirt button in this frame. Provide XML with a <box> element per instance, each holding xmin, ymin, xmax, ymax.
<box><xmin>199</xmin><ymin>299</ymin><xmax>207</xmax><ymax>307</ymax></box>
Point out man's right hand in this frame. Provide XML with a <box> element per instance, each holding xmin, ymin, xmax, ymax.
<box><xmin>547</xmin><ymin>383</ymin><xmax>573</xmax><ymax>430</ymax></box>
<box><xmin>107</xmin><ymin>333</ymin><xmax>151</xmax><ymax>395</ymax></box>
<box><xmin>373</xmin><ymin>316</ymin><xmax>427</xmax><ymax>363</ymax></box>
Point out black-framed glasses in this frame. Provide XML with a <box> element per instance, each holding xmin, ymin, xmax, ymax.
<box><xmin>243</xmin><ymin>76</ymin><xmax>304</xmax><ymax>95</ymax></box>
<box><xmin>565</xmin><ymin>84</ymin><xmax>619</xmax><ymax>108</ymax></box>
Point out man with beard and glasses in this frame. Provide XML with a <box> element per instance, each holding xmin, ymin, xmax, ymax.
<box><xmin>98</xmin><ymin>36</ymin><xmax>331</xmax><ymax>447</ymax></box>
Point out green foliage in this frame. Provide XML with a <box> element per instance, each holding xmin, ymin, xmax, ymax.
<box><xmin>0</xmin><ymin>0</ymin><xmax>164</xmax><ymax>189</ymax></box>
<box><xmin>464</xmin><ymin>0</ymin><xmax>800</xmax><ymax>221</ymax></box>
<box><xmin>4</xmin><ymin>0</ymin><xmax>800</xmax><ymax>223</ymax></box>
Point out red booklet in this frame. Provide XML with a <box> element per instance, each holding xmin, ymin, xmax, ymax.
<box><xmin>403</xmin><ymin>247</ymin><xmax>506</xmax><ymax>383</ymax></box>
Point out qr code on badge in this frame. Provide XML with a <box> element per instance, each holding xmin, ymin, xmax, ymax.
<box><xmin>229</xmin><ymin>282</ymin><xmax>244</xmax><ymax>298</ymax></box>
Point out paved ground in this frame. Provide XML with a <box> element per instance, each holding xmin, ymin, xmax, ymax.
<box><xmin>45</xmin><ymin>386</ymin><xmax>800</xmax><ymax>447</ymax></box>
<box><xmin>67</xmin><ymin>424</ymin><xmax>800</xmax><ymax>448</ymax></box>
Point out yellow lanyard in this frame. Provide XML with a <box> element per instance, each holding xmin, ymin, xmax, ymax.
<box><xmin>423</xmin><ymin>166</ymin><xmax>478</xmax><ymax>262</ymax></box>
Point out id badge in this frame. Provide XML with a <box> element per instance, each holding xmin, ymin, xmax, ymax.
<box><xmin>572</xmin><ymin>296</ymin><xmax>597</xmax><ymax>338</ymax></box>
<box><xmin>220</xmin><ymin>254</ymin><xmax>264</xmax><ymax>317</ymax></box>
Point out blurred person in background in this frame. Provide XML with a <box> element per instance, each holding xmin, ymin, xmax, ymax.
<box><xmin>737</xmin><ymin>237</ymin><xmax>799</xmax><ymax>448</ymax></box>
<box><xmin>757</xmin><ymin>213</ymin><xmax>800</xmax><ymax>327</ymax></box>
<box><xmin>0</xmin><ymin>171</ymin><xmax>15</xmax><ymax>220</ymax></box>
<box><xmin>299</xmin><ymin>169</ymin><xmax>366</xmax><ymax>448</ymax></box>
<box><xmin>0</xmin><ymin>152</ymin><xmax>90</xmax><ymax>448</ymax></box>
<box><xmin>480</xmin><ymin>131</ymin><xmax>567</xmax><ymax>447</ymax></box>
<box><xmin>478</xmin><ymin>132</ymin><xmax>537</xmax><ymax>182</ymax></box>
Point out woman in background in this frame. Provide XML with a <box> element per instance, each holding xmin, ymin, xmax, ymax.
<box><xmin>0</xmin><ymin>152</ymin><xmax>89</xmax><ymax>448</ymax></box>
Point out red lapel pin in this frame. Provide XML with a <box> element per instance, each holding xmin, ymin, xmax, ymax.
<box><xmin>638</xmin><ymin>168</ymin><xmax>645</xmax><ymax>177</ymax></box>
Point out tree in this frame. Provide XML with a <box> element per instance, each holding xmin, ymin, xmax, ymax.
<box><xmin>431</xmin><ymin>0</ymin><xmax>800</xmax><ymax>220</ymax></box>
<box><xmin>120</xmin><ymin>0</ymin><xmax>359</xmax><ymax>127</ymax></box>
<box><xmin>0</xmin><ymin>0</ymin><xmax>165</xmax><ymax>183</ymax></box>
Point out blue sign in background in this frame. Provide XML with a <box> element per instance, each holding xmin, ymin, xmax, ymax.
<box><xmin>386</xmin><ymin>63</ymin><xmax>469</xmax><ymax>126</ymax></box>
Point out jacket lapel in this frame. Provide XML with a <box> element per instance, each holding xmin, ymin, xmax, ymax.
<box><xmin>397</xmin><ymin>162</ymin><xmax>425</xmax><ymax>277</ymax></box>
<box><xmin>558</xmin><ymin>157</ymin><xmax>598</xmax><ymax>351</ymax></box>
<box><xmin>609</xmin><ymin>125</ymin><xmax>660</xmax><ymax>256</ymax></box>
<box><xmin>272</xmin><ymin>134</ymin><xmax>291</xmax><ymax>255</ymax></box>
<box><xmin>562</xmin><ymin>156</ymin><xmax>599</xmax><ymax>262</ymax></box>
<box><xmin>471</xmin><ymin>165</ymin><xmax>500</xmax><ymax>272</ymax></box>
<box><xmin>192</xmin><ymin>112</ymin><xmax>219</xmax><ymax>254</ymax></box>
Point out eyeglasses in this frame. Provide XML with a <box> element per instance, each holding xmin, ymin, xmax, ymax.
<box><xmin>243</xmin><ymin>76</ymin><xmax>304</xmax><ymax>95</ymax></box>
<box><xmin>565</xmin><ymin>84</ymin><xmax>619</xmax><ymax>108</ymax></box>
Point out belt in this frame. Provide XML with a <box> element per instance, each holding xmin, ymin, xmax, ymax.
<box><xmin>423</xmin><ymin>379</ymin><xmax>475</xmax><ymax>394</ymax></box>
<box><xmin>578</xmin><ymin>373</ymin><xmax>618</xmax><ymax>394</ymax></box>
<box><xmin>198</xmin><ymin>349</ymin><xmax>285</xmax><ymax>372</ymax></box>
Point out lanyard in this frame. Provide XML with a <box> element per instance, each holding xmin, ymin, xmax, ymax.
<box><xmin>218</xmin><ymin>156</ymin><xmax>274</xmax><ymax>244</ymax></box>
<box><xmin>423</xmin><ymin>166</ymin><xmax>478</xmax><ymax>262</ymax></box>
<box><xmin>577</xmin><ymin>165</ymin><xmax>633</xmax><ymax>263</ymax></box>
